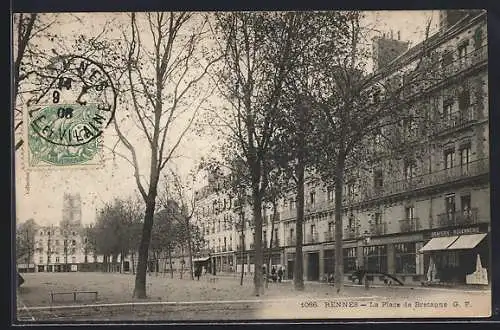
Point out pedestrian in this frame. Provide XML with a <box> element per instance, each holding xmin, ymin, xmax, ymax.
<box><xmin>271</xmin><ymin>266</ymin><xmax>277</xmax><ymax>282</ymax></box>
<box><xmin>195</xmin><ymin>266</ymin><xmax>201</xmax><ymax>280</ymax></box>
<box><xmin>277</xmin><ymin>267</ymin><xmax>283</xmax><ymax>283</ymax></box>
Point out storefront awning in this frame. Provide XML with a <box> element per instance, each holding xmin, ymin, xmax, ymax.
<box><xmin>419</xmin><ymin>236</ymin><xmax>459</xmax><ymax>252</ymax></box>
<box><xmin>193</xmin><ymin>257</ymin><xmax>210</xmax><ymax>262</ymax></box>
<box><xmin>447</xmin><ymin>233</ymin><xmax>487</xmax><ymax>250</ymax></box>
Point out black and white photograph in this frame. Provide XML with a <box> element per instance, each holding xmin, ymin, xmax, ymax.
<box><xmin>12</xmin><ymin>9</ymin><xmax>491</xmax><ymax>322</ymax></box>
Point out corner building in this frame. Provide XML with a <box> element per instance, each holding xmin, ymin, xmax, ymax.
<box><xmin>195</xmin><ymin>10</ymin><xmax>489</xmax><ymax>286</ymax></box>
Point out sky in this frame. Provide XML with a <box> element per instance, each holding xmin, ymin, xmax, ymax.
<box><xmin>14</xmin><ymin>10</ymin><xmax>440</xmax><ymax>227</ymax></box>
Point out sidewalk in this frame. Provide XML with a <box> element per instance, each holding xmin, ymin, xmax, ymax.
<box><xmin>212</xmin><ymin>272</ymin><xmax>490</xmax><ymax>293</ymax></box>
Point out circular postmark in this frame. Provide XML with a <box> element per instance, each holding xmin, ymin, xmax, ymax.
<box><xmin>25</xmin><ymin>54</ymin><xmax>116</xmax><ymax>168</ymax></box>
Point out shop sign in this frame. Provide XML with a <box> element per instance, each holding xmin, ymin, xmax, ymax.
<box><xmin>430</xmin><ymin>226</ymin><xmax>481</xmax><ymax>238</ymax></box>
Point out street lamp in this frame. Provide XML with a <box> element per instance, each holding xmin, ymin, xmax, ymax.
<box><xmin>362</xmin><ymin>230</ymin><xmax>371</xmax><ymax>290</ymax></box>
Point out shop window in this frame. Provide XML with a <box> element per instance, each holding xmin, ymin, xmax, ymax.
<box><xmin>324</xmin><ymin>249</ymin><xmax>335</xmax><ymax>275</ymax></box>
<box><xmin>343</xmin><ymin>247</ymin><xmax>357</xmax><ymax>273</ymax></box>
<box><xmin>363</xmin><ymin>245</ymin><xmax>387</xmax><ymax>273</ymax></box>
<box><xmin>394</xmin><ymin>243</ymin><xmax>417</xmax><ymax>274</ymax></box>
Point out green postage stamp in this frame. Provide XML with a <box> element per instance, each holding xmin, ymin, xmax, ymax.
<box><xmin>25</xmin><ymin>103</ymin><xmax>111</xmax><ymax>170</ymax></box>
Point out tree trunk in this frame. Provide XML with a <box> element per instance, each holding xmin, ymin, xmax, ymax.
<box><xmin>252</xmin><ymin>185</ymin><xmax>263</xmax><ymax>296</ymax></box>
<box><xmin>168</xmin><ymin>248</ymin><xmax>174</xmax><ymax>279</ymax></box>
<box><xmin>187</xmin><ymin>225</ymin><xmax>194</xmax><ymax>280</ymax></box>
<box><xmin>240</xmin><ymin>210</ymin><xmax>245</xmax><ymax>286</ymax></box>
<box><xmin>131</xmin><ymin>251</ymin><xmax>135</xmax><ymax>275</ymax></box>
<box><xmin>133</xmin><ymin>196</ymin><xmax>156</xmax><ymax>299</ymax></box>
<box><xmin>334</xmin><ymin>152</ymin><xmax>346</xmax><ymax>293</ymax></box>
<box><xmin>179</xmin><ymin>245</ymin><xmax>183</xmax><ymax>279</ymax></box>
<box><xmin>294</xmin><ymin>159</ymin><xmax>305</xmax><ymax>291</ymax></box>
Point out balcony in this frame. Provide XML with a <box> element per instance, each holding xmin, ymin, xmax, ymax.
<box><xmin>402</xmin><ymin>44</ymin><xmax>487</xmax><ymax>99</ymax></box>
<box><xmin>344</xmin><ymin>227</ymin><xmax>359</xmax><ymax>239</ymax></box>
<box><xmin>306</xmin><ymin>232</ymin><xmax>319</xmax><ymax>244</ymax></box>
<box><xmin>399</xmin><ymin>218</ymin><xmax>420</xmax><ymax>232</ymax></box>
<box><xmin>369</xmin><ymin>223</ymin><xmax>387</xmax><ymax>236</ymax></box>
<box><xmin>287</xmin><ymin>237</ymin><xmax>296</xmax><ymax>246</ymax></box>
<box><xmin>324</xmin><ymin>231</ymin><xmax>335</xmax><ymax>242</ymax></box>
<box><xmin>432</xmin><ymin>110</ymin><xmax>476</xmax><ymax>135</ymax></box>
<box><xmin>363</xmin><ymin>158</ymin><xmax>488</xmax><ymax>201</ymax></box>
<box><xmin>433</xmin><ymin>208</ymin><xmax>479</xmax><ymax>229</ymax></box>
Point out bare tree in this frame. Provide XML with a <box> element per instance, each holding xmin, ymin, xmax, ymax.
<box><xmin>209</xmin><ymin>12</ymin><xmax>304</xmax><ymax>296</ymax></box>
<box><xmin>110</xmin><ymin>12</ymin><xmax>220</xmax><ymax>298</ymax></box>
<box><xmin>309</xmin><ymin>12</ymin><xmax>437</xmax><ymax>292</ymax></box>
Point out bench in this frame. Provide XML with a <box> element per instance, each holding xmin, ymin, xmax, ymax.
<box><xmin>50</xmin><ymin>291</ymin><xmax>98</xmax><ymax>303</ymax></box>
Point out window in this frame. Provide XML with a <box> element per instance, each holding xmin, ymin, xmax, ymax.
<box><xmin>442</xmin><ymin>51</ymin><xmax>453</xmax><ymax>67</ymax></box>
<box><xmin>72</xmin><ymin>256</ymin><xmax>76</xmax><ymax>263</ymax></box>
<box><xmin>394</xmin><ymin>243</ymin><xmax>416</xmax><ymax>274</ymax></box>
<box><xmin>72</xmin><ymin>240</ymin><xmax>76</xmax><ymax>246</ymax></box>
<box><xmin>327</xmin><ymin>187</ymin><xmax>334</xmax><ymax>202</ymax></box>
<box><xmin>363</xmin><ymin>245</ymin><xmax>387</xmax><ymax>273</ymax></box>
<box><xmin>39</xmin><ymin>257</ymin><xmax>43</xmax><ymax>263</ymax></box>
<box><xmin>405</xmin><ymin>206</ymin><xmax>415</xmax><ymax>220</ymax></box>
<box><xmin>311</xmin><ymin>224</ymin><xmax>316</xmax><ymax>238</ymax></box>
<box><xmin>374</xmin><ymin>212</ymin><xmax>382</xmax><ymax>225</ymax></box>
<box><xmin>289</xmin><ymin>199</ymin><xmax>295</xmax><ymax>210</ymax></box>
<box><xmin>274</xmin><ymin>228</ymin><xmax>278</xmax><ymax>243</ymax></box>
<box><xmin>328</xmin><ymin>221</ymin><xmax>334</xmax><ymax>232</ymax></box>
<box><xmin>309</xmin><ymin>191</ymin><xmax>316</xmax><ymax>205</ymax></box>
<box><xmin>404</xmin><ymin>159</ymin><xmax>416</xmax><ymax>180</ymax></box>
<box><xmin>461</xmin><ymin>194</ymin><xmax>471</xmax><ymax>214</ymax></box>
<box><xmin>343</xmin><ymin>248</ymin><xmax>357</xmax><ymax>273</ymax></box>
<box><xmin>55</xmin><ymin>257</ymin><xmax>60</xmax><ymax>263</ymax></box>
<box><xmin>224</xmin><ymin>236</ymin><xmax>227</xmax><ymax>248</ymax></box>
<box><xmin>72</xmin><ymin>231</ymin><xmax>76</xmax><ymax>236</ymax></box>
<box><xmin>374</xmin><ymin>170</ymin><xmax>383</xmax><ymax>189</ymax></box>
<box><xmin>457</xmin><ymin>42</ymin><xmax>468</xmax><ymax>63</ymax></box>
<box><xmin>55</xmin><ymin>240</ymin><xmax>59</xmax><ymax>246</ymax></box>
<box><xmin>444</xmin><ymin>149</ymin><xmax>455</xmax><ymax>169</ymax></box>
<box><xmin>459</xmin><ymin>144</ymin><xmax>471</xmax><ymax>173</ymax></box>
<box><xmin>263</xmin><ymin>230</ymin><xmax>267</xmax><ymax>242</ymax></box>
<box><xmin>289</xmin><ymin>228</ymin><xmax>294</xmax><ymax>241</ymax></box>
<box><xmin>445</xmin><ymin>194</ymin><xmax>456</xmax><ymax>221</ymax></box>
<box><xmin>442</xmin><ymin>99</ymin><xmax>454</xmax><ymax>122</ymax></box>
<box><xmin>474</xmin><ymin>28</ymin><xmax>483</xmax><ymax>49</ymax></box>
<box><xmin>458</xmin><ymin>90</ymin><xmax>471</xmax><ymax>120</ymax></box>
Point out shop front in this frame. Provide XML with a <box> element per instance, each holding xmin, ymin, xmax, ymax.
<box><xmin>420</xmin><ymin>225</ymin><xmax>490</xmax><ymax>285</ymax></box>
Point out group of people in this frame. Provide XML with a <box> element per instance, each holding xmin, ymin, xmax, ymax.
<box><xmin>264</xmin><ymin>265</ymin><xmax>284</xmax><ymax>283</ymax></box>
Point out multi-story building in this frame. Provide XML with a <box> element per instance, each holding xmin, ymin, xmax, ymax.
<box><xmin>195</xmin><ymin>10</ymin><xmax>489</xmax><ymax>286</ymax></box>
<box><xmin>32</xmin><ymin>193</ymin><xmax>103</xmax><ymax>272</ymax></box>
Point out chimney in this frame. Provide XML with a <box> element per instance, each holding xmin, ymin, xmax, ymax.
<box><xmin>398</xmin><ymin>30</ymin><xmax>401</xmax><ymax>40</ymax></box>
<box><xmin>372</xmin><ymin>34</ymin><xmax>409</xmax><ymax>71</ymax></box>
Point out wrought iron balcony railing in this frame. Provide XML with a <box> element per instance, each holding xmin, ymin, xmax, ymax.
<box><xmin>306</xmin><ymin>232</ymin><xmax>319</xmax><ymax>244</ymax></box>
<box><xmin>399</xmin><ymin>218</ymin><xmax>420</xmax><ymax>232</ymax></box>
<box><xmin>369</xmin><ymin>223</ymin><xmax>387</xmax><ymax>236</ymax></box>
<box><xmin>344</xmin><ymin>227</ymin><xmax>359</xmax><ymax>239</ymax></box>
<box><xmin>432</xmin><ymin>208</ymin><xmax>479</xmax><ymax>229</ymax></box>
<box><xmin>324</xmin><ymin>231</ymin><xmax>335</xmax><ymax>242</ymax></box>
<box><xmin>363</xmin><ymin>158</ymin><xmax>488</xmax><ymax>201</ymax></box>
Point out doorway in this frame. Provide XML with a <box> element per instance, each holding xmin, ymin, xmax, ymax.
<box><xmin>287</xmin><ymin>260</ymin><xmax>294</xmax><ymax>280</ymax></box>
<box><xmin>307</xmin><ymin>252</ymin><xmax>320</xmax><ymax>281</ymax></box>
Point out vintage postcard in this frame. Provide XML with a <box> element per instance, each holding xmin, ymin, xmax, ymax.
<box><xmin>13</xmin><ymin>10</ymin><xmax>491</xmax><ymax>322</ymax></box>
